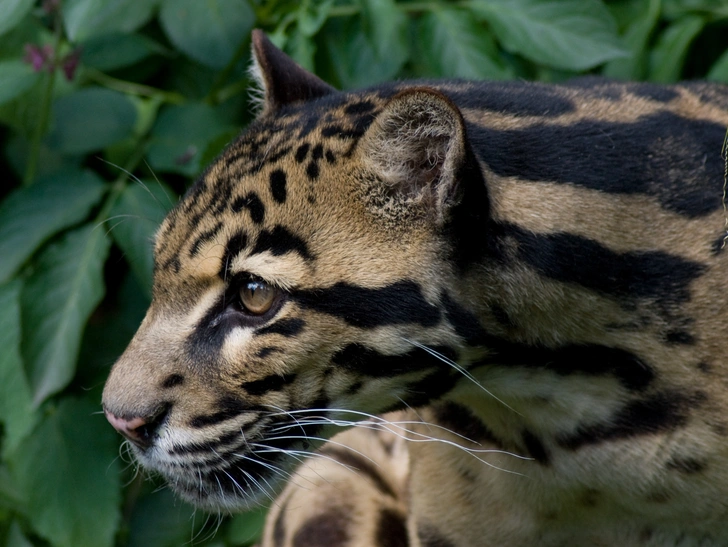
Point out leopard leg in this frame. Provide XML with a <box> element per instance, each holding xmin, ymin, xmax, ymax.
<box><xmin>262</xmin><ymin>413</ymin><xmax>411</xmax><ymax>547</ymax></box>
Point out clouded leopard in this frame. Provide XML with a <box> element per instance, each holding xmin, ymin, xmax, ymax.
<box><xmin>103</xmin><ymin>30</ymin><xmax>728</xmax><ymax>546</ymax></box>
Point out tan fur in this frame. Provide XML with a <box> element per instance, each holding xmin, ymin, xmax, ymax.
<box><xmin>103</xmin><ymin>33</ymin><xmax>728</xmax><ymax>547</ymax></box>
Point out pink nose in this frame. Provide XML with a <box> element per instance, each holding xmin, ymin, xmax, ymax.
<box><xmin>104</xmin><ymin>409</ymin><xmax>156</xmax><ymax>449</ymax></box>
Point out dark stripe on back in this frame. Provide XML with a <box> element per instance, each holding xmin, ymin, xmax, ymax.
<box><xmin>557</xmin><ymin>391</ymin><xmax>702</xmax><ymax>449</ymax></box>
<box><xmin>442</xmin><ymin>294</ymin><xmax>655</xmax><ymax>391</ymax></box>
<box><xmin>500</xmin><ymin>223</ymin><xmax>706</xmax><ymax>304</ymax></box>
<box><xmin>251</xmin><ymin>225</ymin><xmax>313</xmax><ymax>260</ymax></box>
<box><xmin>469</xmin><ymin>112</ymin><xmax>726</xmax><ymax>217</ymax></box>
<box><xmin>295</xmin><ymin>280</ymin><xmax>441</xmax><ymax>328</ymax></box>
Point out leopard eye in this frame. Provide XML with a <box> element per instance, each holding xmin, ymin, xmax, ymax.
<box><xmin>239</xmin><ymin>280</ymin><xmax>277</xmax><ymax>315</ymax></box>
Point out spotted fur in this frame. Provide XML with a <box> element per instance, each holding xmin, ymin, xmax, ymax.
<box><xmin>103</xmin><ymin>30</ymin><xmax>728</xmax><ymax>546</ymax></box>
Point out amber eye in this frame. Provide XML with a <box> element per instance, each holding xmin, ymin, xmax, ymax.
<box><xmin>239</xmin><ymin>280</ymin><xmax>277</xmax><ymax>315</ymax></box>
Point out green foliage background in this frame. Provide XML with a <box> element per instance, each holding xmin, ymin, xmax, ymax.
<box><xmin>0</xmin><ymin>0</ymin><xmax>726</xmax><ymax>545</ymax></box>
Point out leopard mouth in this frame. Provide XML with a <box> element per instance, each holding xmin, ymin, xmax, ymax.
<box><xmin>135</xmin><ymin>412</ymin><xmax>327</xmax><ymax>510</ymax></box>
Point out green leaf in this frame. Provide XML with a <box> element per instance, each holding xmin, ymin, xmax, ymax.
<box><xmin>649</xmin><ymin>15</ymin><xmax>705</xmax><ymax>82</ymax></box>
<box><xmin>8</xmin><ymin>397</ymin><xmax>121</xmax><ymax>547</ymax></box>
<box><xmin>46</xmin><ymin>87</ymin><xmax>138</xmax><ymax>154</ymax></box>
<box><xmin>296</xmin><ymin>0</ymin><xmax>334</xmax><ymax>36</ymax></box>
<box><xmin>62</xmin><ymin>0</ymin><xmax>160</xmax><ymax>42</ymax></box>
<box><xmin>6</xmin><ymin>520</ymin><xmax>34</xmax><ymax>547</ymax></box>
<box><xmin>0</xmin><ymin>60</ymin><xmax>39</xmax><ymax>107</ymax></box>
<box><xmin>110</xmin><ymin>181</ymin><xmax>175</xmax><ymax>295</ymax></box>
<box><xmin>708</xmin><ymin>47</ymin><xmax>728</xmax><ymax>83</ymax></box>
<box><xmin>159</xmin><ymin>0</ymin><xmax>255</xmax><ymax>69</ymax></box>
<box><xmin>0</xmin><ymin>168</ymin><xmax>105</xmax><ymax>284</ymax></box>
<box><xmin>323</xmin><ymin>17</ymin><xmax>407</xmax><ymax>88</ymax></box>
<box><xmin>127</xmin><ymin>490</ymin><xmax>202</xmax><ymax>547</ymax></box>
<box><xmin>359</xmin><ymin>0</ymin><xmax>409</xmax><ymax>68</ymax></box>
<box><xmin>603</xmin><ymin>0</ymin><xmax>661</xmax><ymax>80</ymax></box>
<box><xmin>147</xmin><ymin>102</ymin><xmax>236</xmax><ymax>176</ymax></box>
<box><xmin>471</xmin><ymin>0</ymin><xmax>629</xmax><ymax>71</ymax></box>
<box><xmin>81</xmin><ymin>33</ymin><xmax>167</xmax><ymax>71</ymax></box>
<box><xmin>21</xmin><ymin>224</ymin><xmax>111</xmax><ymax>405</ymax></box>
<box><xmin>0</xmin><ymin>0</ymin><xmax>34</xmax><ymax>38</ymax></box>
<box><xmin>226</xmin><ymin>511</ymin><xmax>266</xmax><ymax>546</ymax></box>
<box><xmin>0</xmin><ymin>280</ymin><xmax>35</xmax><ymax>456</ymax></box>
<box><xmin>416</xmin><ymin>7</ymin><xmax>510</xmax><ymax>80</ymax></box>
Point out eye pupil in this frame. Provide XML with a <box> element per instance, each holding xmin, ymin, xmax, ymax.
<box><xmin>240</xmin><ymin>280</ymin><xmax>276</xmax><ymax>315</ymax></box>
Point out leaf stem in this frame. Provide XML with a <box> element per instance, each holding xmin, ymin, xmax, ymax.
<box><xmin>22</xmin><ymin>68</ymin><xmax>56</xmax><ymax>187</ymax></box>
<box><xmin>83</xmin><ymin>68</ymin><xmax>186</xmax><ymax>105</ymax></box>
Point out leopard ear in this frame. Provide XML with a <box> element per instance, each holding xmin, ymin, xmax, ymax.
<box><xmin>358</xmin><ymin>88</ymin><xmax>469</xmax><ymax>223</ymax></box>
<box><xmin>250</xmin><ymin>29</ymin><xmax>335</xmax><ymax>114</ymax></box>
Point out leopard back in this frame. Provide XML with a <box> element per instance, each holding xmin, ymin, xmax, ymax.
<box><xmin>103</xmin><ymin>30</ymin><xmax>728</xmax><ymax>546</ymax></box>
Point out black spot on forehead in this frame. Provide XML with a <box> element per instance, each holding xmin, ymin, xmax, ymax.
<box><xmin>251</xmin><ymin>225</ymin><xmax>314</xmax><ymax>261</ymax></box>
<box><xmin>220</xmin><ymin>231</ymin><xmax>248</xmax><ymax>278</ymax></box>
<box><xmin>269</xmin><ymin>169</ymin><xmax>287</xmax><ymax>203</ymax></box>
<box><xmin>306</xmin><ymin>160</ymin><xmax>319</xmax><ymax>180</ymax></box>
<box><xmin>189</xmin><ymin>221</ymin><xmax>223</xmax><ymax>257</ymax></box>
<box><xmin>295</xmin><ymin>143</ymin><xmax>310</xmax><ymax>163</ymax></box>
<box><xmin>231</xmin><ymin>192</ymin><xmax>265</xmax><ymax>224</ymax></box>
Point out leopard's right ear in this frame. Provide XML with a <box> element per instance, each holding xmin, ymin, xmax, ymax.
<box><xmin>250</xmin><ymin>29</ymin><xmax>335</xmax><ymax>115</ymax></box>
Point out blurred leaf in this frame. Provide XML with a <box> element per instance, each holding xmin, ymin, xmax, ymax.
<box><xmin>159</xmin><ymin>0</ymin><xmax>255</xmax><ymax>69</ymax></box>
<box><xmin>81</xmin><ymin>33</ymin><xmax>167</xmax><ymax>71</ymax></box>
<box><xmin>0</xmin><ymin>280</ymin><xmax>35</xmax><ymax>456</ymax></box>
<box><xmin>5</xmin><ymin>520</ymin><xmax>34</xmax><ymax>547</ymax></box>
<box><xmin>62</xmin><ymin>0</ymin><xmax>159</xmax><ymax>41</ymax></box>
<box><xmin>8</xmin><ymin>397</ymin><xmax>121</xmax><ymax>547</ymax></box>
<box><xmin>603</xmin><ymin>0</ymin><xmax>661</xmax><ymax>80</ymax></box>
<box><xmin>0</xmin><ymin>168</ymin><xmax>105</xmax><ymax>284</ymax></box>
<box><xmin>287</xmin><ymin>27</ymin><xmax>316</xmax><ymax>71</ymax></box>
<box><xmin>359</xmin><ymin>0</ymin><xmax>409</xmax><ymax>67</ymax></box>
<box><xmin>46</xmin><ymin>87</ymin><xmax>137</xmax><ymax>154</ymax></box>
<box><xmin>323</xmin><ymin>17</ymin><xmax>406</xmax><ymax>87</ymax></box>
<box><xmin>226</xmin><ymin>511</ymin><xmax>266</xmax><ymax>546</ymax></box>
<box><xmin>110</xmin><ymin>181</ymin><xmax>175</xmax><ymax>295</ymax></box>
<box><xmin>0</xmin><ymin>0</ymin><xmax>34</xmax><ymax>38</ymax></box>
<box><xmin>127</xmin><ymin>489</ymin><xmax>203</xmax><ymax>547</ymax></box>
<box><xmin>147</xmin><ymin>102</ymin><xmax>236</xmax><ymax>176</ymax></box>
<box><xmin>0</xmin><ymin>60</ymin><xmax>39</xmax><ymax>106</ymax></box>
<box><xmin>297</xmin><ymin>0</ymin><xmax>334</xmax><ymax>36</ymax></box>
<box><xmin>708</xmin><ymin>47</ymin><xmax>728</xmax><ymax>82</ymax></box>
<box><xmin>472</xmin><ymin>0</ymin><xmax>629</xmax><ymax>71</ymax></box>
<box><xmin>663</xmin><ymin>0</ymin><xmax>728</xmax><ymax>19</ymax></box>
<box><xmin>649</xmin><ymin>15</ymin><xmax>705</xmax><ymax>82</ymax></box>
<box><xmin>21</xmin><ymin>224</ymin><xmax>111</xmax><ymax>405</ymax></box>
<box><xmin>417</xmin><ymin>7</ymin><xmax>510</xmax><ymax>79</ymax></box>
